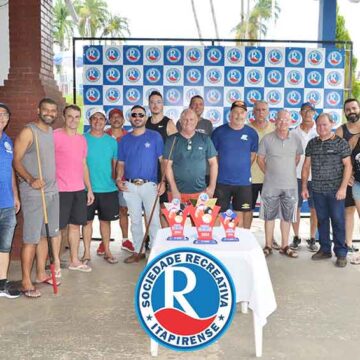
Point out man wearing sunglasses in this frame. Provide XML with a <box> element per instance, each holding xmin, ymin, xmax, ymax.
<box><xmin>164</xmin><ymin>108</ymin><xmax>218</xmax><ymax>203</ymax></box>
<box><xmin>116</xmin><ymin>105</ymin><xmax>164</xmax><ymax>263</ymax></box>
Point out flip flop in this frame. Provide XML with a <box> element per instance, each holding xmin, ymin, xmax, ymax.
<box><xmin>21</xmin><ymin>288</ymin><xmax>41</xmax><ymax>298</ymax></box>
<box><xmin>68</xmin><ymin>263</ymin><xmax>92</xmax><ymax>272</ymax></box>
<box><xmin>81</xmin><ymin>258</ymin><xmax>91</xmax><ymax>266</ymax></box>
<box><xmin>35</xmin><ymin>277</ymin><xmax>61</xmax><ymax>286</ymax></box>
<box><xmin>104</xmin><ymin>256</ymin><xmax>118</xmax><ymax>264</ymax></box>
<box><xmin>350</xmin><ymin>256</ymin><xmax>360</xmax><ymax>265</ymax></box>
<box><xmin>55</xmin><ymin>269</ymin><xmax>62</xmax><ymax>279</ymax></box>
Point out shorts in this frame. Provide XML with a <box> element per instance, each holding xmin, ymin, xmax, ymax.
<box><xmin>168</xmin><ymin>192</ymin><xmax>202</xmax><ymax>205</ymax></box>
<box><xmin>59</xmin><ymin>191</ymin><xmax>87</xmax><ymax>229</ymax></box>
<box><xmin>345</xmin><ymin>185</ymin><xmax>355</xmax><ymax>207</ymax></box>
<box><xmin>0</xmin><ymin>207</ymin><xmax>16</xmax><ymax>253</ymax></box>
<box><xmin>118</xmin><ymin>191</ymin><xmax>127</xmax><ymax>208</ymax></box>
<box><xmin>214</xmin><ymin>184</ymin><xmax>252</xmax><ymax>212</ymax></box>
<box><xmin>251</xmin><ymin>183</ymin><xmax>263</xmax><ymax>209</ymax></box>
<box><xmin>352</xmin><ymin>181</ymin><xmax>360</xmax><ymax>201</ymax></box>
<box><xmin>297</xmin><ymin>179</ymin><xmax>314</xmax><ymax>208</ymax></box>
<box><xmin>21</xmin><ymin>192</ymin><xmax>60</xmax><ymax>244</ymax></box>
<box><xmin>260</xmin><ymin>188</ymin><xmax>298</xmax><ymax>222</ymax></box>
<box><xmin>87</xmin><ymin>191</ymin><xmax>119</xmax><ymax>221</ymax></box>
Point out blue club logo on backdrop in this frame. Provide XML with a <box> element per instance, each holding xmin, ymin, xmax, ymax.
<box><xmin>206</xmin><ymin>68</ymin><xmax>222</xmax><ymax>84</ymax></box>
<box><xmin>226</xmin><ymin>69</ymin><xmax>242</xmax><ymax>85</ymax></box>
<box><xmin>206</xmin><ymin>88</ymin><xmax>222</xmax><ymax>105</ymax></box>
<box><xmin>246</xmin><ymin>89</ymin><xmax>262</xmax><ymax>104</ymax></box>
<box><xmin>126</xmin><ymin>67</ymin><xmax>142</xmax><ymax>83</ymax></box>
<box><xmin>247</xmin><ymin>69</ymin><xmax>262</xmax><ymax>85</ymax></box>
<box><xmin>247</xmin><ymin>49</ymin><xmax>263</xmax><ymax>65</ymax></box>
<box><xmin>85</xmin><ymin>67</ymin><xmax>101</xmax><ymax>82</ymax></box>
<box><xmin>85</xmin><ymin>87</ymin><xmax>101</xmax><ymax>103</ymax></box>
<box><xmin>286</xmin><ymin>90</ymin><xmax>302</xmax><ymax>106</ymax></box>
<box><xmin>165</xmin><ymin>88</ymin><xmax>182</xmax><ymax>105</ymax></box>
<box><xmin>135</xmin><ymin>248</ymin><xmax>235</xmax><ymax>351</ymax></box>
<box><xmin>105</xmin><ymin>88</ymin><xmax>121</xmax><ymax>103</ymax></box>
<box><xmin>206</xmin><ymin>48</ymin><xmax>223</xmax><ymax>64</ymax></box>
<box><xmin>125</xmin><ymin>87</ymin><xmax>141</xmax><ymax>103</ymax></box>
<box><xmin>266</xmin><ymin>90</ymin><xmax>282</xmax><ymax>106</ymax></box>
<box><xmin>327</xmin><ymin>50</ymin><xmax>343</xmax><ymax>67</ymax></box>
<box><xmin>269</xmin><ymin>110</ymin><xmax>278</xmax><ymax>123</ymax></box>
<box><xmin>307</xmin><ymin>50</ymin><xmax>323</xmax><ymax>66</ymax></box>
<box><xmin>290</xmin><ymin>110</ymin><xmax>301</xmax><ymax>126</ymax></box>
<box><xmin>186</xmin><ymin>68</ymin><xmax>202</xmax><ymax>85</ymax></box>
<box><xmin>327</xmin><ymin>71</ymin><xmax>342</xmax><ymax>87</ymax></box>
<box><xmin>306</xmin><ymin>70</ymin><xmax>322</xmax><ymax>86</ymax></box>
<box><xmin>85</xmin><ymin>47</ymin><xmax>101</xmax><ymax>63</ymax></box>
<box><xmin>326</xmin><ymin>91</ymin><xmax>342</xmax><ymax>107</ymax></box>
<box><xmin>185</xmin><ymin>88</ymin><xmax>201</xmax><ymax>102</ymax></box>
<box><xmin>306</xmin><ymin>90</ymin><xmax>321</xmax><ymax>106</ymax></box>
<box><xmin>287</xmin><ymin>50</ymin><xmax>303</xmax><ymax>66</ymax></box>
<box><xmin>125</xmin><ymin>47</ymin><xmax>142</xmax><ymax>63</ymax></box>
<box><xmin>105</xmin><ymin>67</ymin><xmax>121</xmax><ymax>83</ymax></box>
<box><xmin>206</xmin><ymin>109</ymin><xmax>222</xmax><ymax>125</ymax></box>
<box><xmin>105</xmin><ymin>47</ymin><xmax>121</xmax><ymax>62</ymax></box>
<box><xmin>166</xmin><ymin>68</ymin><xmax>182</xmax><ymax>84</ymax></box>
<box><xmin>186</xmin><ymin>48</ymin><xmax>202</xmax><ymax>63</ymax></box>
<box><xmin>145</xmin><ymin>67</ymin><xmax>162</xmax><ymax>84</ymax></box>
<box><xmin>267</xmin><ymin>69</ymin><xmax>282</xmax><ymax>86</ymax></box>
<box><xmin>267</xmin><ymin>49</ymin><xmax>282</xmax><ymax>65</ymax></box>
<box><xmin>166</xmin><ymin>48</ymin><xmax>182</xmax><ymax>63</ymax></box>
<box><xmin>226</xmin><ymin>48</ymin><xmax>242</xmax><ymax>64</ymax></box>
<box><xmin>146</xmin><ymin>47</ymin><xmax>161</xmax><ymax>63</ymax></box>
<box><xmin>226</xmin><ymin>89</ymin><xmax>241</xmax><ymax>103</ymax></box>
<box><xmin>165</xmin><ymin>108</ymin><xmax>180</xmax><ymax>120</ymax></box>
<box><xmin>329</xmin><ymin>111</ymin><xmax>341</xmax><ymax>126</ymax></box>
<box><xmin>287</xmin><ymin>70</ymin><xmax>302</xmax><ymax>85</ymax></box>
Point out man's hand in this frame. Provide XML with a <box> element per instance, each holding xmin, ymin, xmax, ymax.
<box><xmin>157</xmin><ymin>182</ymin><xmax>166</xmax><ymax>196</ymax></box>
<box><xmin>14</xmin><ymin>197</ymin><xmax>21</xmax><ymax>214</ymax></box>
<box><xmin>349</xmin><ymin>175</ymin><xmax>355</xmax><ymax>187</ymax></box>
<box><xmin>116</xmin><ymin>179</ymin><xmax>128</xmax><ymax>192</ymax></box>
<box><xmin>87</xmin><ymin>190</ymin><xmax>95</xmax><ymax>206</ymax></box>
<box><xmin>171</xmin><ymin>190</ymin><xmax>181</xmax><ymax>201</ymax></box>
<box><xmin>301</xmin><ymin>188</ymin><xmax>309</xmax><ymax>200</ymax></box>
<box><xmin>30</xmin><ymin>178</ymin><xmax>45</xmax><ymax>189</ymax></box>
<box><xmin>205</xmin><ymin>186</ymin><xmax>215</xmax><ymax>199</ymax></box>
<box><xmin>336</xmin><ymin>187</ymin><xmax>346</xmax><ymax>200</ymax></box>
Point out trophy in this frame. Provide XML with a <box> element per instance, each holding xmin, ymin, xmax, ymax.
<box><xmin>219</xmin><ymin>209</ymin><xmax>239</xmax><ymax>242</ymax></box>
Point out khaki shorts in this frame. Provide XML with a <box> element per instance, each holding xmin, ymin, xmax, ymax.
<box><xmin>260</xmin><ymin>188</ymin><xmax>297</xmax><ymax>222</ymax></box>
<box><xmin>21</xmin><ymin>192</ymin><xmax>60</xmax><ymax>244</ymax></box>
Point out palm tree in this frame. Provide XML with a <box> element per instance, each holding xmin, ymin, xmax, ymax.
<box><xmin>234</xmin><ymin>0</ymin><xmax>281</xmax><ymax>45</ymax></box>
<box><xmin>53</xmin><ymin>0</ymin><xmax>74</xmax><ymax>51</ymax></box>
<box><xmin>190</xmin><ymin>0</ymin><xmax>204</xmax><ymax>45</ymax></box>
<box><xmin>209</xmin><ymin>0</ymin><xmax>219</xmax><ymax>40</ymax></box>
<box><xmin>101</xmin><ymin>15</ymin><xmax>130</xmax><ymax>44</ymax></box>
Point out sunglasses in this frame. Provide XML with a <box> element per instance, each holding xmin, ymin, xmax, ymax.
<box><xmin>131</xmin><ymin>113</ymin><xmax>145</xmax><ymax>118</ymax></box>
<box><xmin>187</xmin><ymin>140</ymin><xmax>192</xmax><ymax>151</ymax></box>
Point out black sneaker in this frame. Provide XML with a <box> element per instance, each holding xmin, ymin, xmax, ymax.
<box><xmin>311</xmin><ymin>250</ymin><xmax>332</xmax><ymax>260</ymax></box>
<box><xmin>335</xmin><ymin>256</ymin><xmax>347</xmax><ymax>268</ymax></box>
<box><xmin>0</xmin><ymin>281</ymin><xmax>21</xmax><ymax>299</ymax></box>
<box><xmin>272</xmin><ymin>239</ymin><xmax>281</xmax><ymax>250</ymax></box>
<box><xmin>306</xmin><ymin>238</ymin><xmax>318</xmax><ymax>252</ymax></box>
<box><xmin>347</xmin><ymin>245</ymin><xmax>359</xmax><ymax>253</ymax></box>
<box><xmin>290</xmin><ymin>236</ymin><xmax>301</xmax><ymax>250</ymax></box>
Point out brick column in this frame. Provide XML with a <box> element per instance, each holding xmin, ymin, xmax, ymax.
<box><xmin>0</xmin><ymin>0</ymin><xmax>65</xmax><ymax>259</ymax></box>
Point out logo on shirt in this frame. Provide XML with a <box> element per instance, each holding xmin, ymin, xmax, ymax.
<box><xmin>4</xmin><ymin>141</ymin><xmax>12</xmax><ymax>153</ymax></box>
<box><xmin>240</xmin><ymin>134</ymin><xmax>248</xmax><ymax>141</ymax></box>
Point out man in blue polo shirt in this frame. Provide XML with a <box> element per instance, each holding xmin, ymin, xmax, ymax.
<box><xmin>0</xmin><ymin>103</ymin><xmax>21</xmax><ymax>298</ymax></box>
<box><xmin>116</xmin><ymin>105</ymin><xmax>164</xmax><ymax>263</ymax></box>
<box><xmin>212</xmin><ymin>100</ymin><xmax>258</xmax><ymax>228</ymax></box>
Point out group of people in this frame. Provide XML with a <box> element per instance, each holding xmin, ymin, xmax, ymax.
<box><xmin>1</xmin><ymin>93</ymin><xmax>360</xmax><ymax>299</ymax></box>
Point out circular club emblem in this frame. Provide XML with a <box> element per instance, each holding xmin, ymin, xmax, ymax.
<box><xmin>327</xmin><ymin>71</ymin><xmax>342</xmax><ymax>87</ymax></box>
<box><xmin>329</xmin><ymin>111</ymin><xmax>341</xmax><ymax>126</ymax></box>
<box><xmin>205</xmin><ymin>109</ymin><xmax>222</xmax><ymax>125</ymax></box>
<box><xmin>125</xmin><ymin>67</ymin><xmax>141</xmax><ymax>83</ymax></box>
<box><xmin>207</xmin><ymin>48</ymin><xmax>223</xmax><ymax>64</ymax></box>
<box><xmin>267</xmin><ymin>49</ymin><xmax>282</xmax><ymax>65</ymax></box>
<box><xmin>306</xmin><ymin>90</ymin><xmax>321</xmax><ymax>106</ymax></box>
<box><xmin>226</xmin><ymin>48</ymin><xmax>242</xmax><ymax>64</ymax></box>
<box><xmin>206</xmin><ymin>89</ymin><xmax>222</xmax><ymax>105</ymax></box>
<box><xmin>267</xmin><ymin>69</ymin><xmax>282</xmax><ymax>86</ymax></box>
<box><xmin>247</xmin><ymin>69</ymin><xmax>262</xmax><ymax>85</ymax></box>
<box><xmin>145</xmin><ymin>68</ymin><xmax>162</xmax><ymax>83</ymax></box>
<box><xmin>85</xmin><ymin>87</ymin><xmax>101</xmax><ymax>103</ymax></box>
<box><xmin>186</xmin><ymin>48</ymin><xmax>202</xmax><ymax>63</ymax></box>
<box><xmin>226</xmin><ymin>69</ymin><xmax>242</xmax><ymax>85</ymax></box>
<box><xmin>247</xmin><ymin>49</ymin><xmax>263</xmax><ymax>65</ymax></box>
<box><xmin>85</xmin><ymin>47</ymin><xmax>101</xmax><ymax>63</ymax></box>
<box><xmin>165</xmin><ymin>88</ymin><xmax>182</xmax><ymax>105</ymax></box>
<box><xmin>287</xmin><ymin>49</ymin><xmax>303</xmax><ymax>66</ymax></box>
<box><xmin>185</xmin><ymin>88</ymin><xmax>201</xmax><ymax>102</ymax></box>
<box><xmin>166</xmin><ymin>68</ymin><xmax>182</xmax><ymax>83</ymax></box>
<box><xmin>105</xmin><ymin>47</ymin><xmax>121</xmax><ymax>62</ymax></box>
<box><xmin>166</xmin><ymin>48</ymin><xmax>182</xmax><ymax>63</ymax></box>
<box><xmin>307</xmin><ymin>50</ymin><xmax>323</xmax><ymax>66</ymax></box>
<box><xmin>290</xmin><ymin>110</ymin><xmax>301</xmax><ymax>126</ymax></box>
<box><xmin>146</xmin><ymin>47</ymin><xmax>161</xmax><ymax>63</ymax></box>
<box><xmin>287</xmin><ymin>70</ymin><xmax>302</xmax><ymax>86</ymax></box>
<box><xmin>286</xmin><ymin>90</ymin><xmax>302</xmax><ymax>106</ymax></box>
<box><xmin>327</xmin><ymin>50</ymin><xmax>342</xmax><ymax>66</ymax></box>
<box><xmin>247</xmin><ymin>111</ymin><xmax>255</xmax><ymax>124</ymax></box>
<box><xmin>105</xmin><ymin>67</ymin><xmax>121</xmax><ymax>83</ymax></box>
<box><xmin>226</xmin><ymin>89</ymin><xmax>241</xmax><ymax>103</ymax></box>
<box><xmin>307</xmin><ymin>70</ymin><xmax>322</xmax><ymax>86</ymax></box>
<box><xmin>206</xmin><ymin>68</ymin><xmax>222</xmax><ymax>84</ymax></box>
<box><xmin>326</xmin><ymin>91</ymin><xmax>341</xmax><ymax>106</ymax></box>
<box><xmin>266</xmin><ymin>90</ymin><xmax>282</xmax><ymax>106</ymax></box>
<box><xmin>125</xmin><ymin>47</ymin><xmax>141</xmax><ymax>63</ymax></box>
<box><xmin>186</xmin><ymin>68</ymin><xmax>202</xmax><ymax>84</ymax></box>
<box><xmin>135</xmin><ymin>248</ymin><xmax>235</xmax><ymax>351</ymax></box>
<box><xmin>246</xmin><ymin>90</ymin><xmax>262</xmax><ymax>105</ymax></box>
<box><xmin>268</xmin><ymin>110</ymin><xmax>277</xmax><ymax>123</ymax></box>
<box><xmin>85</xmin><ymin>67</ymin><xmax>101</xmax><ymax>82</ymax></box>
<box><xmin>165</xmin><ymin>108</ymin><xmax>180</xmax><ymax>120</ymax></box>
<box><xmin>125</xmin><ymin>88</ymin><xmax>141</xmax><ymax>103</ymax></box>
<box><xmin>105</xmin><ymin>87</ymin><xmax>121</xmax><ymax>103</ymax></box>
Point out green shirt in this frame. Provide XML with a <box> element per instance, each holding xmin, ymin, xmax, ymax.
<box><xmin>164</xmin><ymin>132</ymin><xmax>217</xmax><ymax>193</ymax></box>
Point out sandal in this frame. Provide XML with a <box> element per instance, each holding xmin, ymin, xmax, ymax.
<box><xmin>81</xmin><ymin>257</ymin><xmax>91</xmax><ymax>266</ymax></box>
<box><xmin>279</xmin><ymin>246</ymin><xmax>298</xmax><ymax>258</ymax></box>
<box><xmin>21</xmin><ymin>288</ymin><xmax>41</xmax><ymax>298</ymax></box>
<box><xmin>263</xmin><ymin>246</ymin><xmax>273</xmax><ymax>257</ymax></box>
<box><xmin>350</xmin><ymin>255</ymin><xmax>360</xmax><ymax>265</ymax></box>
<box><xmin>104</xmin><ymin>255</ymin><xmax>118</xmax><ymax>264</ymax></box>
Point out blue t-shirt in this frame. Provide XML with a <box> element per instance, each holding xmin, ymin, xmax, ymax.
<box><xmin>84</xmin><ymin>133</ymin><xmax>118</xmax><ymax>193</ymax></box>
<box><xmin>0</xmin><ymin>133</ymin><xmax>14</xmax><ymax>208</ymax></box>
<box><xmin>211</xmin><ymin>124</ymin><xmax>259</xmax><ymax>186</ymax></box>
<box><xmin>118</xmin><ymin>129</ymin><xmax>163</xmax><ymax>183</ymax></box>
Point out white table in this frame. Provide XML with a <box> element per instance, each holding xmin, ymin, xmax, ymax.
<box><xmin>148</xmin><ymin>227</ymin><xmax>277</xmax><ymax>357</ymax></box>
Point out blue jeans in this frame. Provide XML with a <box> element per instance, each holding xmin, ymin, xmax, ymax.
<box><xmin>123</xmin><ymin>182</ymin><xmax>160</xmax><ymax>253</ymax></box>
<box><xmin>312</xmin><ymin>191</ymin><xmax>347</xmax><ymax>257</ymax></box>
<box><xmin>0</xmin><ymin>207</ymin><xmax>16</xmax><ymax>253</ymax></box>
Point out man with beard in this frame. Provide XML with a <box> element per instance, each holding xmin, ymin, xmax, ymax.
<box><xmin>335</xmin><ymin>98</ymin><xmax>360</xmax><ymax>253</ymax></box>
<box><xmin>14</xmin><ymin>98</ymin><xmax>60</xmax><ymax>298</ymax></box>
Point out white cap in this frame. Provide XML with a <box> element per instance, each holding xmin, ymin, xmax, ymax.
<box><xmin>88</xmin><ymin>107</ymin><xmax>106</xmax><ymax>119</ymax></box>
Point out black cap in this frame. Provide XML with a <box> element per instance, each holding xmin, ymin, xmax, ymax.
<box><xmin>230</xmin><ymin>100</ymin><xmax>247</xmax><ymax>111</ymax></box>
<box><xmin>0</xmin><ymin>103</ymin><xmax>11</xmax><ymax>115</ymax></box>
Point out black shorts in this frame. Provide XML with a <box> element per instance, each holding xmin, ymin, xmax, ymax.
<box><xmin>251</xmin><ymin>183</ymin><xmax>263</xmax><ymax>209</ymax></box>
<box><xmin>345</xmin><ymin>185</ymin><xmax>355</xmax><ymax>208</ymax></box>
<box><xmin>87</xmin><ymin>191</ymin><xmax>119</xmax><ymax>221</ymax></box>
<box><xmin>214</xmin><ymin>184</ymin><xmax>252</xmax><ymax>212</ymax></box>
<box><xmin>59</xmin><ymin>191</ymin><xmax>87</xmax><ymax>229</ymax></box>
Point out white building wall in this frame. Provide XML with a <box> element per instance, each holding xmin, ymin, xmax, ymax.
<box><xmin>0</xmin><ymin>2</ymin><xmax>9</xmax><ymax>86</ymax></box>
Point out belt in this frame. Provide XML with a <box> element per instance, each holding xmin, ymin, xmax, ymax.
<box><xmin>126</xmin><ymin>178</ymin><xmax>150</xmax><ymax>185</ymax></box>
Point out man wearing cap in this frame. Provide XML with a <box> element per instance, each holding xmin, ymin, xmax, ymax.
<box><xmin>290</xmin><ymin>102</ymin><xmax>319</xmax><ymax>252</ymax></box>
<box><xmin>95</xmin><ymin>107</ymin><xmax>134</xmax><ymax>256</ymax></box>
<box><xmin>116</xmin><ymin>105</ymin><xmax>164</xmax><ymax>263</ymax></box>
<box><xmin>54</xmin><ymin>104</ymin><xmax>94</xmax><ymax>273</ymax></box>
<box><xmin>0</xmin><ymin>103</ymin><xmax>21</xmax><ymax>298</ymax></box>
<box><xmin>165</xmin><ymin>108</ymin><xmax>218</xmax><ymax>203</ymax></box>
<box><xmin>335</xmin><ymin>98</ymin><xmax>360</xmax><ymax>253</ymax></box>
<box><xmin>212</xmin><ymin>100</ymin><xmax>258</xmax><ymax>228</ymax></box>
<box><xmin>82</xmin><ymin>108</ymin><xmax>119</xmax><ymax>264</ymax></box>
<box><xmin>258</xmin><ymin>109</ymin><xmax>303</xmax><ymax>259</ymax></box>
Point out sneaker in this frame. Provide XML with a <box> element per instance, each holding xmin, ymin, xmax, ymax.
<box><xmin>0</xmin><ymin>281</ymin><xmax>21</xmax><ymax>299</ymax></box>
<box><xmin>96</xmin><ymin>242</ymin><xmax>105</xmax><ymax>256</ymax></box>
<box><xmin>272</xmin><ymin>239</ymin><xmax>281</xmax><ymax>251</ymax></box>
<box><xmin>290</xmin><ymin>236</ymin><xmax>301</xmax><ymax>250</ymax></box>
<box><xmin>335</xmin><ymin>256</ymin><xmax>347</xmax><ymax>268</ymax></box>
<box><xmin>121</xmin><ymin>240</ymin><xmax>135</xmax><ymax>253</ymax></box>
<box><xmin>306</xmin><ymin>238</ymin><xmax>318</xmax><ymax>252</ymax></box>
<box><xmin>311</xmin><ymin>250</ymin><xmax>332</xmax><ymax>260</ymax></box>
<box><xmin>347</xmin><ymin>245</ymin><xmax>359</xmax><ymax>253</ymax></box>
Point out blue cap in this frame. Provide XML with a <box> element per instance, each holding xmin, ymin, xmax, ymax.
<box><xmin>301</xmin><ymin>102</ymin><xmax>315</xmax><ymax>111</ymax></box>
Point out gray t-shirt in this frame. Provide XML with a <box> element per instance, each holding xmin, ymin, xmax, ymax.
<box><xmin>176</xmin><ymin>117</ymin><xmax>213</xmax><ymax>136</ymax></box>
<box><xmin>258</xmin><ymin>130</ymin><xmax>303</xmax><ymax>192</ymax></box>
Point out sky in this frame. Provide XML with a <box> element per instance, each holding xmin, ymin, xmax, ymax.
<box><xmin>107</xmin><ymin>0</ymin><xmax>360</xmax><ymax>70</ymax></box>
